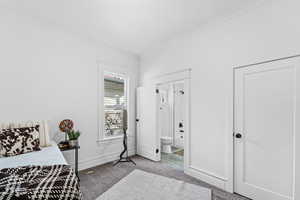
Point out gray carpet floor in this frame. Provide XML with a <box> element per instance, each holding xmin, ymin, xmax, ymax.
<box><xmin>79</xmin><ymin>156</ymin><xmax>249</xmax><ymax>200</ymax></box>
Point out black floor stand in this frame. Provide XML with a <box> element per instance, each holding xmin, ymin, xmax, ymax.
<box><xmin>113</xmin><ymin>129</ymin><xmax>136</xmax><ymax>166</ymax></box>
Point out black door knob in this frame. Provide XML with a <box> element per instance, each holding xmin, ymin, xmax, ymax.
<box><xmin>235</xmin><ymin>133</ymin><xmax>242</xmax><ymax>139</ymax></box>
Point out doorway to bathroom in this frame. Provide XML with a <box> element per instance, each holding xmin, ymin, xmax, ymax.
<box><xmin>157</xmin><ymin>81</ymin><xmax>185</xmax><ymax>170</ymax></box>
<box><xmin>136</xmin><ymin>69</ymin><xmax>190</xmax><ymax>172</ymax></box>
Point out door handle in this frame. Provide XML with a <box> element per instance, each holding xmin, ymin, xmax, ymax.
<box><xmin>235</xmin><ymin>133</ymin><xmax>242</xmax><ymax>139</ymax></box>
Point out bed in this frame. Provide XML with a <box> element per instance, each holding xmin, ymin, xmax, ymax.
<box><xmin>0</xmin><ymin>141</ymin><xmax>67</xmax><ymax>169</ymax></box>
<box><xmin>0</xmin><ymin>121</ymin><xmax>82</xmax><ymax>200</ymax></box>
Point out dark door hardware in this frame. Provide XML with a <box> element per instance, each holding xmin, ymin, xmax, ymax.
<box><xmin>136</xmin><ymin>119</ymin><xmax>140</xmax><ymax>122</ymax></box>
<box><xmin>179</xmin><ymin>122</ymin><xmax>183</xmax><ymax>128</ymax></box>
<box><xmin>235</xmin><ymin>133</ymin><xmax>242</xmax><ymax>139</ymax></box>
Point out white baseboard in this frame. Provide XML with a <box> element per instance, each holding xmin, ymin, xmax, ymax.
<box><xmin>185</xmin><ymin>166</ymin><xmax>228</xmax><ymax>190</ymax></box>
<box><xmin>71</xmin><ymin>150</ymin><xmax>229</xmax><ymax>191</ymax></box>
<box><xmin>68</xmin><ymin>149</ymin><xmax>136</xmax><ymax>171</ymax></box>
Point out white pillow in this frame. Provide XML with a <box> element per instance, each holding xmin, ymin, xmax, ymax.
<box><xmin>0</xmin><ymin>120</ymin><xmax>51</xmax><ymax>147</ymax></box>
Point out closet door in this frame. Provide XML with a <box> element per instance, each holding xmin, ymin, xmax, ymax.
<box><xmin>234</xmin><ymin>57</ymin><xmax>300</xmax><ymax>200</ymax></box>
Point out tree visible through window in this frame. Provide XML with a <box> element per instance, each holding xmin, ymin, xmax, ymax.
<box><xmin>104</xmin><ymin>72</ymin><xmax>127</xmax><ymax>137</ymax></box>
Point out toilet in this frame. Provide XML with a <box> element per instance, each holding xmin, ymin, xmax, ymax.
<box><xmin>161</xmin><ymin>136</ymin><xmax>172</xmax><ymax>153</ymax></box>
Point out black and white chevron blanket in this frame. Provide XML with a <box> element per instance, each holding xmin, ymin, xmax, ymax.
<box><xmin>0</xmin><ymin>165</ymin><xmax>82</xmax><ymax>200</ymax></box>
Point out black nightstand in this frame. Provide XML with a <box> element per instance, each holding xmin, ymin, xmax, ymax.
<box><xmin>59</xmin><ymin>145</ymin><xmax>80</xmax><ymax>178</ymax></box>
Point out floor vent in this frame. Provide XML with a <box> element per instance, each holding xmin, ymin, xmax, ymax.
<box><xmin>85</xmin><ymin>170</ymin><xmax>95</xmax><ymax>175</ymax></box>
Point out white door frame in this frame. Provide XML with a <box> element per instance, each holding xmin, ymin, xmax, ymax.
<box><xmin>229</xmin><ymin>54</ymin><xmax>300</xmax><ymax>195</ymax></box>
<box><xmin>151</xmin><ymin>69</ymin><xmax>191</xmax><ymax>172</ymax></box>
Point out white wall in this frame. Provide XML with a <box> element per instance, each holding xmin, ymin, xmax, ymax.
<box><xmin>0</xmin><ymin>9</ymin><xmax>139</xmax><ymax>170</ymax></box>
<box><xmin>140</xmin><ymin>0</ymin><xmax>300</xmax><ymax>191</ymax></box>
<box><xmin>158</xmin><ymin>84</ymin><xmax>172</xmax><ymax>139</ymax></box>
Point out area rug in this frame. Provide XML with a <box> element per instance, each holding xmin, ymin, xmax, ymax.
<box><xmin>97</xmin><ymin>169</ymin><xmax>211</xmax><ymax>200</ymax></box>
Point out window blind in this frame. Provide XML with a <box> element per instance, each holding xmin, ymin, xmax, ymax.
<box><xmin>104</xmin><ymin>79</ymin><xmax>126</xmax><ymax>109</ymax></box>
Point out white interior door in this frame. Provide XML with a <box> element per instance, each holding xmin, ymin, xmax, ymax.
<box><xmin>234</xmin><ymin>57</ymin><xmax>300</xmax><ymax>200</ymax></box>
<box><xmin>136</xmin><ymin>86</ymin><xmax>160</xmax><ymax>161</ymax></box>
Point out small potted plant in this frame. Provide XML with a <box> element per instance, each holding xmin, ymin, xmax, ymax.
<box><xmin>67</xmin><ymin>130</ymin><xmax>81</xmax><ymax>147</ymax></box>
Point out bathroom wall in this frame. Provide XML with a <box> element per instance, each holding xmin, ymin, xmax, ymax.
<box><xmin>158</xmin><ymin>84</ymin><xmax>172</xmax><ymax>139</ymax></box>
<box><xmin>173</xmin><ymin>82</ymin><xmax>185</xmax><ymax>148</ymax></box>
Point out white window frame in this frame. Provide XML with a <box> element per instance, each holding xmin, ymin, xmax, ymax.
<box><xmin>98</xmin><ymin>67</ymin><xmax>130</xmax><ymax>141</ymax></box>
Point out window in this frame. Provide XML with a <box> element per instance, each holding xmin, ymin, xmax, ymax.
<box><xmin>103</xmin><ymin>72</ymin><xmax>128</xmax><ymax>138</ymax></box>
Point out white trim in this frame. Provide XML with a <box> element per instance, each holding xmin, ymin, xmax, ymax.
<box><xmin>97</xmin><ymin>134</ymin><xmax>135</xmax><ymax>143</ymax></box>
<box><xmin>189</xmin><ymin>166</ymin><xmax>228</xmax><ymax>181</ymax></box>
<box><xmin>73</xmin><ymin>148</ymin><xmax>136</xmax><ymax>171</ymax></box>
<box><xmin>97</xmin><ymin>135</ymin><xmax>123</xmax><ymax>143</ymax></box>
<box><xmin>97</xmin><ymin>64</ymin><xmax>104</xmax><ymax>141</ymax></box>
<box><xmin>225</xmin><ymin>68</ymin><xmax>234</xmax><ymax>193</ymax></box>
<box><xmin>170</xmin><ymin>84</ymin><xmax>175</xmax><ymax>147</ymax></box>
<box><xmin>184</xmin><ymin>77</ymin><xmax>191</xmax><ymax>171</ymax></box>
<box><xmin>152</xmin><ymin>69</ymin><xmax>192</xmax><ymax>85</ymax></box>
<box><xmin>185</xmin><ymin>166</ymin><xmax>227</xmax><ymax>190</ymax></box>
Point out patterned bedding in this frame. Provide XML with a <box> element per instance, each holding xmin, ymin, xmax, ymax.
<box><xmin>0</xmin><ymin>165</ymin><xmax>82</xmax><ymax>200</ymax></box>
